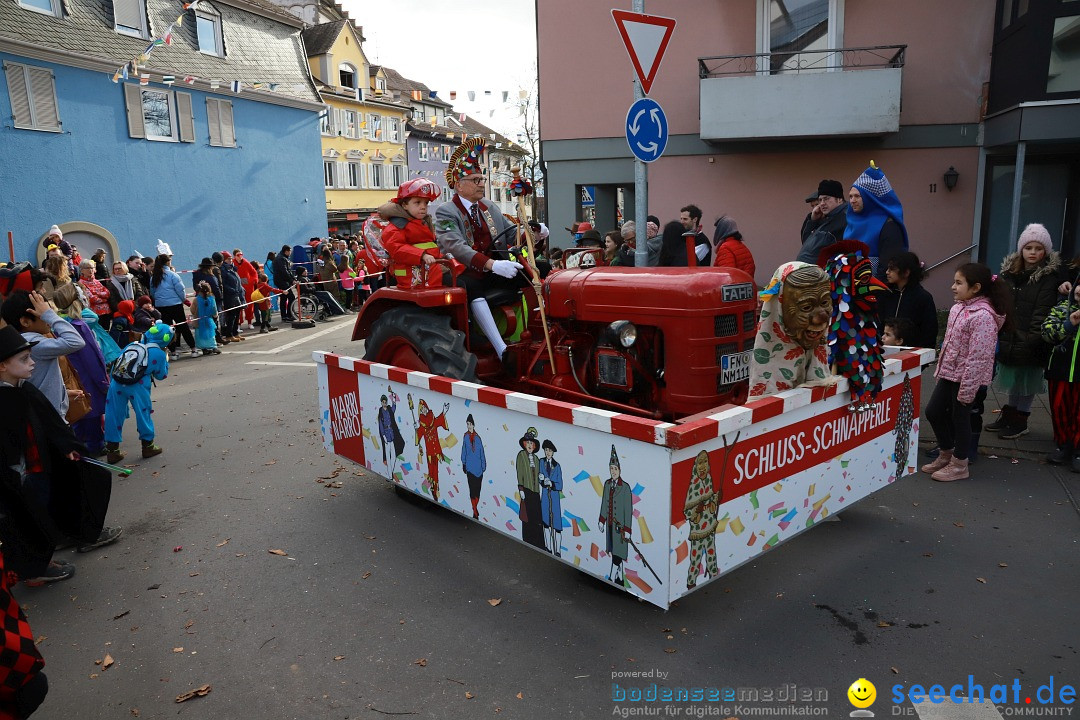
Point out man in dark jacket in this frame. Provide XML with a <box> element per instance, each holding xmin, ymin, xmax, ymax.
<box><xmin>219</xmin><ymin>252</ymin><xmax>244</xmax><ymax>341</ymax></box>
<box><xmin>798</xmin><ymin>180</ymin><xmax>848</xmax><ymax>265</ymax></box>
<box><xmin>272</xmin><ymin>246</ymin><xmax>296</xmax><ymax>322</ymax></box>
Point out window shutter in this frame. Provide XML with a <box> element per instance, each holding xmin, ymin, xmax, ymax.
<box><xmin>219</xmin><ymin>100</ymin><xmax>234</xmax><ymax>147</ymax></box>
<box><xmin>4</xmin><ymin>63</ymin><xmax>32</xmax><ymax>129</ymax></box>
<box><xmin>176</xmin><ymin>90</ymin><xmax>194</xmax><ymax>142</ymax></box>
<box><xmin>26</xmin><ymin>67</ymin><xmax>60</xmax><ymax>131</ymax></box>
<box><xmin>358</xmin><ymin>163</ymin><xmax>366</xmax><ymax>189</ymax></box>
<box><xmin>206</xmin><ymin>98</ymin><xmax>221</xmax><ymax>145</ymax></box>
<box><xmin>336</xmin><ymin>161</ymin><xmax>346</xmax><ymax>189</ymax></box>
<box><xmin>123</xmin><ymin>82</ymin><xmax>145</xmax><ymax>138</ymax></box>
<box><xmin>113</xmin><ymin>0</ymin><xmax>142</xmax><ymax>31</ymax></box>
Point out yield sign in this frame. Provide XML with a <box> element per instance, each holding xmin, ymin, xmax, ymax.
<box><xmin>611</xmin><ymin>9</ymin><xmax>676</xmax><ymax>95</ymax></box>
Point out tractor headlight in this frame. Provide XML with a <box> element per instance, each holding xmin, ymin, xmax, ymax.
<box><xmin>607</xmin><ymin>320</ymin><xmax>637</xmax><ymax>348</ymax></box>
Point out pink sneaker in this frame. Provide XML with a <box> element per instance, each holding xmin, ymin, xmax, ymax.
<box><xmin>932</xmin><ymin>456</ymin><xmax>969</xmax><ymax>482</ymax></box>
<box><xmin>921</xmin><ymin>450</ymin><xmax>953</xmax><ymax>475</ymax></box>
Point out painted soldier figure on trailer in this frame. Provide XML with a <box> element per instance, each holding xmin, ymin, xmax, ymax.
<box><xmin>515</xmin><ymin>427</ymin><xmax>545</xmax><ymax>549</ymax></box>
<box><xmin>377</xmin><ymin>387</ymin><xmax>405</xmax><ymax>468</ymax></box>
<box><xmin>684</xmin><ymin>450</ymin><xmax>719</xmax><ymax>588</ymax></box>
<box><xmin>415</xmin><ymin>398</ymin><xmax>450</xmax><ymax>500</ymax></box>
<box><xmin>539</xmin><ymin>439</ymin><xmax>563</xmax><ymax>557</ymax></box>
<box><xmin>598</xmin><ymin>444</ymin><xmax>632</xmax><ymax>586</ymax></box>
<box><xmin>460</xmin><ymin>413</ymin><xmax>487</xmax><ymax>519</ymax></box>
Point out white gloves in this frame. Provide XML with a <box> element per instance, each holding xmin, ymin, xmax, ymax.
<box><xmin>491</xmin><ymin>259</ymin><xmax>523</xmax><ymax>279</ymax></box>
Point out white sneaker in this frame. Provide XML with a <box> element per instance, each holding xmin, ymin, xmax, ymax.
<box><xmin>190</xmin><ymin>348</ymin><xmax>200</xmax><ymax>358</ymax></box>
<box><xmin>169</xmin><ymin>351</ymin><xmax>179</xmax><ymax>361</ymax></box>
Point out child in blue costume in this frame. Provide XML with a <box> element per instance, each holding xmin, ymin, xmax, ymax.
<box><xmin>103</xmin><ymin>321</ymin><xmax>171</xmax><ymax>463</ymax></box>
<box><xmin>194</xmin><ymin>281</ymin><xmax>221</xmax><ymax>355</ymax></box>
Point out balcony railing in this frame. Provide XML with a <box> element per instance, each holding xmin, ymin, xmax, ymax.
<box><xmin>698</xmin><ymin>44</ymin><xmax>906</xmax><ymax>79</ymax></box>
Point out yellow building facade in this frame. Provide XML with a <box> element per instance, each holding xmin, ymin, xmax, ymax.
<box><xmin>301</xmin><ymin>20</ymin><xmax>410</xmax><ymax>233</ymax></box>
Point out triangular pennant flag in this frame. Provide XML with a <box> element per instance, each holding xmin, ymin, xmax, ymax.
<box><xmin>112</xmin><ymin>69</ymin><xmax>121</xmax><ymax>83</ymax></box>
<box><xmin>429</xmin><ymin>90</ymin><xmax>437</xmax><ymax>98</ymax></box>
<box><xmin>121</xmin><ymin>64</ymin><xmax>129</xmax><ymax>80</ymax></box>
<box><xmin>176</xmin><ymin>14</ymin><xmax>183</xmax><ymax>25</ymax></box>
<box><xmin>411</xmin><ymin>90</ymin><xmax>422</xmax><ymax>101</ymax></box>
<box><xmin>210</xmin><ymin>79</ymin><xmax>220</xmax><ymax>89</ymax></box>
<box><xmin>183</xmin><ymin>75</ymin><xmax>195</xmax><ymax>84</ymax></box>
<box><xmin>163</xmin><ymin>29</ymin><xmax>172</xmax><ymax>45</ymax></box>
<box><xmin>458</xmin><ymin>113</ymin><xmax>465</xmax><ymax>122</ymax></box>
<box><xmin>231</xmin><ymin>80</ymin><xmax>242</xmax><ymax>92</ymax></box>
<box><xmin>467</xmin><ymin>91</ymin><xmax>475</xmax><ymax>101</ymax></box>
<box><xmin>484</xmin><ymin>90</ymin><xmax>491</xmax><ymax>96</ymax></box>
<box><xmin>162</xmin><ymin>75</ymin><xmax>175</xmax><ymax>85</ymax></box>
<box><xmin>449</xmin><ymin>91</ymin><xmax>457</xmax><ymax>100</ymax></box>
<box><xmin>139</xmin><ymin>75</ymin><xmax>149</xmax><ymax>86</ymax></box>
<box><xmin>519</xmin><ymin>89</ymin><xmax>528</xmax><ymax>99</ymax></box>
<box><xmin>502</xmin><ymin>91</ymin><xmax>508</xmax><ymax>102</ymax></box>
<box><xmin>355</xmin><ymin>87</ymin><xmax>364</xmax><ymax>101</ymax></box>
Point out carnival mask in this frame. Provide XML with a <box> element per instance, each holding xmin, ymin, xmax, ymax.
<box><xmin>780</xmin><ymin>266</ymin><xmax>833</xmax><ymax>350</ymax></box>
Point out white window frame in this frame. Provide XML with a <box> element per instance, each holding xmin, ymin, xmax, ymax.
<box><xmin>367</xmin><ymin>112</ymin><xmax>381</xmax><ymax>141</ymax></box>
<box><xmin>341</xmin><ymin>109</ymin><xmax>358</xmax><ymax>139</ymax></box>
<box><xmin>113</xmin><ymin>0</ymin><xmax>149</xmax><ymax>38</ymax></box>
<box><xmin>387</xmin><ymin>117</ymin><xmax>401</xmax><ymax>143</ymax></box>
<box><xmin>441</xmin><ymin>145</ymin><xmax>451</xmax><ymax>163</ymax></box>
<box><xmin>418</xmin><ymin>141</ymin><xmax>429</xmax><ymax>161</ymax></box>
<box><xmin>370</xmin><ymin>162</ymin><xmax>384</xmax><ymax>189</ymax></box>
<box><xmin>391</xmin><ymin>164</ymin><xmax>404</xmax><ymax>187</ymax></box>
<box><xmin>17</xmin><ymin>0</ymin><xmax>61</xmax><ymax>17</ymax></box>
<box><xmin>375</xmin><ymin>76</ymin><xmax>386</xmax><ymax>93</ymax></box>
<box><xmin>756</xmin><ymin>0</ymin><xmax>844</xmax><ymax>74</ymax></box>
<box><xmin>347</xmin><ymin>161</ymin><xmax>361</xmax><ymax>189</ymax></box>
<box><xmin>3</xmin><ymin>61</ymin><xmax>61</xmax><ymax>132</ymax></box>
<box><xmin>140</xmin><ymin>87</ymin><xmax>179</xmax><ymax>142</ymax></box>
<box><xmin>319</xmin><ymin>106</ymin><xmax>334</xmax><ymax>136</ymax></box>
<box><xmin>196</xmin><ymin>9</ymin><xmax>225</xmax><ymax>58</ymax></box>
<box><xmin>339</xmin><ymin>62</ymin><xmax>356</xmax><ymax>90</ymax></box>
<box><xmin>324</xmin><ymin>161</ymin><xmax>336</xmax><ymax>189</ymax></box>
<box><xmin>206</xmin><ymin>97</ymin><xmax>235</xmax><ymax>147</ymax></box>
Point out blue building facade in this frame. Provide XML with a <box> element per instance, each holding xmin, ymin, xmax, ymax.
<box><xmin>0</xmin><ymin>0</ymin><xmax>326</xmax><ymax>278</ymax></box>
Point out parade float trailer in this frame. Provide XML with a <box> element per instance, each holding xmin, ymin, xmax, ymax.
<box><xmin>315</xmin><ymin>341</ymin><xmax>934</xmax><ymax>610</ymax></box>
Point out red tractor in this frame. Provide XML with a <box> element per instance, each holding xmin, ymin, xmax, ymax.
<box><xmin>353</xmin><ymin>258</ymin><xmax>757</xmax><ymax>422</ymax></box>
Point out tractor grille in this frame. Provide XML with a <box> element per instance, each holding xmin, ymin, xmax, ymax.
<box><xmin>744</xmin><ymin>337</ymin><xmax>756</xmax><ymax>351</ymax></box>
<box><xmin>598</xmin><ymin>353</ymin><xmax>628</xmax><ymax>386</ymax></box>
<box><xmin>743</xmin><ymin>311</ymin><xmax>757</xmax><ymax>332</ymax></box>
<box><xmin>714</xmin><ymin>314</ymin><xmax>738</xmax><ymax>337</ymax></box>
<box><xmin>717</xmin><ymin>376</ymin><xmax>731</xmax><ymax>395</ymax></box>
<box><xmin>715</xmin><ymin>342</ymin><xmax>738</xmax><ymax>366</ymax></box>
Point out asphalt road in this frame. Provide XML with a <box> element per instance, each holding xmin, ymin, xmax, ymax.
<box><xmin>21</xmin><ymin>315</ymin><xmax>1080</xmax><ymax>720</ymax></box>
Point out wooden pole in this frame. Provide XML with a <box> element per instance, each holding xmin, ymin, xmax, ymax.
<box><xmin>511</xmin><ymin>167</ymin><xmax>556</xmax><ymax>368</ymax></box>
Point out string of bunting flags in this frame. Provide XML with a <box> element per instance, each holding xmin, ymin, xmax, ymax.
<box><xmin>109</xmin><ymin>0</ymin><xmax>304</xmax><ymax>92</ymax></box>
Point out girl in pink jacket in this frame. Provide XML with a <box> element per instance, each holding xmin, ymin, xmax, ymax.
<box><xmin>922</xmin><ymin>263</ymin><xmax>1012</xmax><ymax>482</ymax></box>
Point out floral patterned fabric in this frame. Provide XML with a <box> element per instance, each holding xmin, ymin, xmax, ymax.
<box><xmin>749</xmin><ymin>262</ymin><xmax>831</xmax><ymax>397</ymax></box>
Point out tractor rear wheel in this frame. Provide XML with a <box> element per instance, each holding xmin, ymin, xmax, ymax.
<box><xmin>362</xmin><ymin>306</ymin><xmax>478</xmax><ymax>381</ymax></box>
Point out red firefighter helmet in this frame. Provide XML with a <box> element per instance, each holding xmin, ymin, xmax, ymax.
<box><xmin>394</xmin><ymin>179</ymin><xmax>439</xmax><ymax>203</ymax></box>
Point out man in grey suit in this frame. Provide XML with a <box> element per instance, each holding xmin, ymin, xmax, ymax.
<box><xmin>433</xmin><ymin>137</ymin><xmax>523</xmax><ymax>361</ymax></box>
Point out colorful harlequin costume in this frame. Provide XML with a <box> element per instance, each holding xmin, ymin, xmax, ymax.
<box><xmin>414</xmin><ymin>399</ymin><xmax>449</xmax><ymax>500</ymax></box>
<box><xmin>104</xmin><ymin>322</ymin><xmax>170</xmax><ymax>448</ymax></box>
<box><xmin>748</xmin><ymin>262</ymin><xmax>833</xmax><ymax>397</ymax></box>
<box><xmin>684</xmin><ymin>450</ymin><xmax>719</xmax><ymax>588</ymax></box>
<box><xmin>820</xmin><ymin>241</ymin><xmax>890</xmax><ymax>410</ymax></box>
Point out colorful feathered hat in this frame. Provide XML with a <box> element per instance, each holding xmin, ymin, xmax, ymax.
<box><xmin>446</xmin><ymin>137</ymin><xmax>485</xmax><ymax>189</ymax></box>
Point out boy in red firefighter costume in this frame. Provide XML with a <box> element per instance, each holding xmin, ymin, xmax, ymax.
<box><xmin>379</xmin><ymin>179</ymin><xmax>444</xmax><ymax>289</ymax></box>
<box><xmin>413</xmin><ymin>398</ymin><xmax>450</xmax><ymax>500</ymax></box>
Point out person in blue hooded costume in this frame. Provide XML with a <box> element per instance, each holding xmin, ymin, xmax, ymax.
<box><xmin>103</xmin><ymin>321</ymin><xmax>170</xmax><ymax>463</ymax></box>
<box><xmin>844</xmin><ymin>161</ymin><xmax>908</xmax><ymax>281</ymax></box>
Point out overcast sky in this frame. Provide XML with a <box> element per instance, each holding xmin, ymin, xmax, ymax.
<box><xmin>338</xmin><ymin>0</ymin><xmax>538</xmax><ymax>138</ymax></box>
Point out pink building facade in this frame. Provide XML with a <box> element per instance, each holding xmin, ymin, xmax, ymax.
<box><xmin>537</xmin><ymin>0</ymin><xmax>1000</xmax><ymax>303</ymax></box>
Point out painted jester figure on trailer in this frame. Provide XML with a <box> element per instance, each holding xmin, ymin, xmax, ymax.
<box><xmin>412</xmin><ymin>396</ymin><xmax>450</xmax><ymax>500</ymax></box>
<box><xmin>598</xmin><ymin>445</ymin><xmax>633</xmax><ymax>587</ymax></box>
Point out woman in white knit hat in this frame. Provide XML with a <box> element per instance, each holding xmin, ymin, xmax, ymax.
<box><xmin>985</xmin><ymin>223</ymin><xmax>1064</xmax><ymax>440</ymax></box>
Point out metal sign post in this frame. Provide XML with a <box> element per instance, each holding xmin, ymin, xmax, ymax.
<box><xmin>612</xmin><ymin>2</ymin><xmax>676</xmax><ymax>268</ymax></box>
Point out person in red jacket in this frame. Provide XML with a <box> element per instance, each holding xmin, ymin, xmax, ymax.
<box><xmin>232</xmin><ymin>249</ymin><xmax>259</xmax><ymax>329</ymax></box>
<box><xmin>378</xmin><ymin>179</ymin><xmax>444</xmax><ymax>289</ymax></box>
<box><xmin>712</xmin><ymin>215</ymin><xmax>756</xmax><ymax>283</ymax></box>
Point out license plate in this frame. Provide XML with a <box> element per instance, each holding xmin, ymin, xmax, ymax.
<box><xmin>720</xmin><ymin>350</ymin><xmax>752</xmax><ymax>384</ymax></box>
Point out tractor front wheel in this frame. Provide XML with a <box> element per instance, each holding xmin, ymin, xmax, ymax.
<box><xmin>362</xmin><ymin>306</ymin><xmax>477</xmax><ymax>381</ymax></box>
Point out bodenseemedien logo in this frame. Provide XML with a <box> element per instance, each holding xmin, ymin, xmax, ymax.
<box><xmin>848</xmin><ymin>678</ymin><xmax>877</xmax><ymax>717</ymax></box>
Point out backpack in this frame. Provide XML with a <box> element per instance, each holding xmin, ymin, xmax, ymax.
<box><xmin>110</xmin><ymin>343</ymin><xmax>150</xmax><ymax>385</ymax></box>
